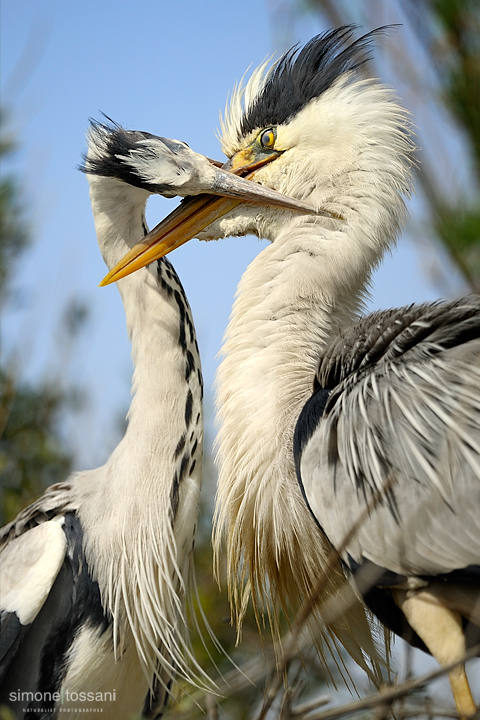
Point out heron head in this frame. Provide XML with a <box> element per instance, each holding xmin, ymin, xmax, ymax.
<box><xmin>100</xmin><ymin>26</ymin><xmax>415</xmax><ymax>287</ymax></box>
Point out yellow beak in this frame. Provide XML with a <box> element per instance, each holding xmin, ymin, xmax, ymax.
<box><xmin>100</xmin><ymin>193</ymin><xmax>243</xmax><ymax>286</ymax></box>
<box><xmin>100</xmin><ymin>151</ymin><xmax>337</xmax><ymax>286</ymax></box>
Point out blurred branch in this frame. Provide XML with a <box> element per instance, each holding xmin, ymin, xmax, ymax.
<box><xmin>276</xmin><ymin>646</ymin><xmax>479</xmax><ymax>720</ymax></box>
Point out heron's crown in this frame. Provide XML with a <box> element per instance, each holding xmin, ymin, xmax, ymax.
<box><xmin>81</xmin><ymin>119</ymin><xmax>189</xmax><ymax>195</ymax></box>
<box><xmin>220</xmin><ymin>25</ymin><xmax>388</xmax><ymax>157</ymax></box>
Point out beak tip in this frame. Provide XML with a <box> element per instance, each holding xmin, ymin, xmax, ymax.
<box><xmin>99</xmin><ymin>274</ymin><xmax>114</xmax><ymax>287</ymax></box>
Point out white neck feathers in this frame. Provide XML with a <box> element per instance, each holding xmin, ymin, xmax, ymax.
<box><xmin>76</xmin><ymin>173</ymin><xmax>204</xmax><ymax>690</ymax></box>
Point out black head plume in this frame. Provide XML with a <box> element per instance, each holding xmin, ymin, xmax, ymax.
<box><xmin>241</xmin><ymin>25</ymin><xmax>391</xmax><ymax>138</ymax></box>
<box><xmin>79</xmin><ymin>117</ymin><xmax>165</xmax><ymax>191</ymax></box>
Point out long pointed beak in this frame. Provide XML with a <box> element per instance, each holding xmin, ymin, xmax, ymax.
<box><xmin>100</xmin><ymin>193</ymin><xmax>242</xmax><ymax>286</ymax></box>
<box><xmin>100</xmin><ymin>158</ymin><xmax>337</xmax><ymax>286</ymax></box>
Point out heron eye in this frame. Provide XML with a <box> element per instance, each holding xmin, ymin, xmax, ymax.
<box><xmin>260</xmin><ymin>129</ymin><xmax>275</xmax><ymax>149</ymax></box>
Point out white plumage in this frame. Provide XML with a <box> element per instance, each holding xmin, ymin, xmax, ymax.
<box><xmin>0</xmin><ymin>122</ymin><xmax>207</xmax><ymax>719</ymax></box>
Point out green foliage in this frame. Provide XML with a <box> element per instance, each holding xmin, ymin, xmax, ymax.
<box><xmin>0</xmin><ymin>370</ymin><xmax>74</xmax><ymax>525</ymax></box>
<box><xmin>428</xmin><ymin>0</ymin><xmax>480</xmax><ymax>289</ymax></box>
<box><xmin>0</xmin><ymin>111</ymin><xmax>29</xmax><ymax>299</ymax></box>
<box><xmin>0</xmin><ymin>110</ymin><xmax>75</xmax><ymax>525</ymax></box>
<box><xmin>432</xmin><ymin>0</ymin><xmax>480</xmax><ymax>156</ymax></box>
<box><xmin>436</xmin><ymin>208</ymin><xmax>480</xmax><ymax>287</ymax></box>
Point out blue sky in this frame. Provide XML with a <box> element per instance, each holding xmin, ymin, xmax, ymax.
<box><xmin>1</xmin><ymin>0</ymin><xmax>466</xmax><ymax>468</ymax></box>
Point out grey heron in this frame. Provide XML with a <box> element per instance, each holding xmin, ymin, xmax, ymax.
<box><xmin>0</xmin><ymin>120</ymin><xmax>316</xmax><ymax>719</ymax></box>
<box><xmin>101</xmin><ymin>28</ymin><xmax>480</xmax><ymax>718</ymax></box>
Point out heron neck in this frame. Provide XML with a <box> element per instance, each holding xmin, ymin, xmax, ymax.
<box><xmin>217</xmin><ymin>222</ymin><xmax>375</xmax><ymax>478</ymax></box>
<box><xmin>87</xmin><ymin>177</ymin><xmax>200</xmax><ymax>455</ymax></box>
<box><xmin>77</xmin><ymin>179</ymin><xmax>203</xmax><ymax>682</ymax></box>
<box><xmin>213</xmin><ymin>221</ymin><xmax>379</xmax><ymax>643</ymax></box>
<box><xmin>84</xmin><ymin>178</ymin><xmax>202</xmax><ymax>500</ymax></box>
<box><xmin>88</xmin><ymin>176</ymin><xmax>150</xmax><ymax>270</ymax></box>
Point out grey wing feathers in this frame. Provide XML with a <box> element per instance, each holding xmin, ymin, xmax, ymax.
<box><xmin>298</xmin><ymin>295</ymin><xmax>480</xmax><ymax>578</ymax></box>
<box><xmin>318</xmin><ymin>296</ymin><xmax>480</xmax><ymax>388</ymax></box>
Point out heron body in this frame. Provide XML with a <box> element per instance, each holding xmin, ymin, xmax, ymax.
<box><xmin>213</xmin><ymin>32</ymin><xmax>480</xmax><ymax>714</ymax></box>
<box><xmin>101</xmin><ymin>27</ymin><xmax>480</xmax><ymax>716</ymax></box>
<box><xmin>0</xmin><ymin>123</ymin><xmax>206</xmax><ymax>719</ymax></box>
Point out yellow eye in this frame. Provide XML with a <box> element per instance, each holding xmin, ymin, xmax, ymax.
<box><xmin>259</xmin><ymin>129</ymin><xmax>275</xmax><ymax>149</ymax></box>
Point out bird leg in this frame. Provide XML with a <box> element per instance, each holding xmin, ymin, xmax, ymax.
<box><xmin>393</xmin><ymin>588</ymin><xmax>478</xmax><ymax>719</ymax></box>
